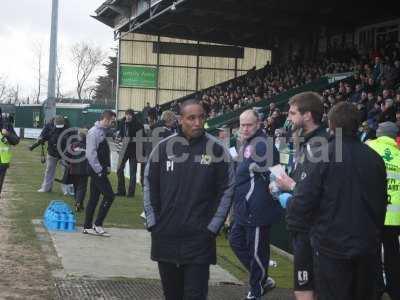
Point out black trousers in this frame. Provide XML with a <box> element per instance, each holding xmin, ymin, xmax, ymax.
<box><xmin>70</xmin><ymin>175</ymin><xmax>88</xmax><ymax>205</ymax></box>
<box><xmin>0</xmin><ymin>167</ymin><xmax>7</xmax><ymax>196</ymax></box>
<box><xmin>382</xmin><ymin>226</ymin><xmax>400</xmax><ymax>300</ymax></box>
<box><xmin>158</xmin><ymin>262</ymin><xmax>209</xmax><ymax>300</ymax></box>
<box><xmin>84</xmin><ymin>174</ymin><xmax>114</xmax><ymax>229</ymax></box>
<box><xmin>140</xmin><ymin>162</ymin><xmax>145</xmax><ymax>187</ymax></box>
<box><xmin>314</xmin><ymin>250</ymin><xmax>379</xmax><ymax>300</ymax></box>
<box><xmin>117</xmin><ymin>152</ymin><xmax>137</xmax><ymax>196</ymax></box>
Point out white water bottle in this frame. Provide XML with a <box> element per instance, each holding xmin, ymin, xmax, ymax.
<box><xmin>269</xmin><ymin>174</ymin><xmax>280</xmax><ymax>199</ymax></box>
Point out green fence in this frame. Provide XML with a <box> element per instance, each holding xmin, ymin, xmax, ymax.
<box><xmin>14</xmin><ymin>106</ymin><xmax>44</xmax><ymax>128</ymax></box>
<box><xmin>15</xmin><ymin>104</ymin><xmax>114</xmax><ymax>129</ymax></box>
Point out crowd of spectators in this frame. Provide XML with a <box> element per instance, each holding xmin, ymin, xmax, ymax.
<box><xmin>163</xmin><ymin>60</ymin><xmax>353</xmax><ymax>120</ymax></box>
<box><xmin>249</xmin><ymin>42</ymin><xmax>400</xmax><ymax>141</ymax></box>
<box><xmin>143</xmin><ymin>41</ymin><xmax>400</xmax><ymax>143</ymax></box>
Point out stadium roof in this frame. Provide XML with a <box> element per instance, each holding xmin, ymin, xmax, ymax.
<box><xmin>94</xmin><ymin>0</ymin><xmax>397</xmax><ymax>49</ymax></box>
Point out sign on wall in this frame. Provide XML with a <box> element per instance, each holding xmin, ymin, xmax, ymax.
<box><xmin>120</xmin><ymin>65</ymin><xmax>157</xmax><ymax>88</ymax></box>
<box><xmin>23</xmin><ymin>128</ymin><xmax>42</xmax><ymax>139</ymax></box>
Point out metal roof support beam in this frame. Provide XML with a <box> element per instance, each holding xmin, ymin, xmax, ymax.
<box><xmin>106</xmin><ymin>4</ymin><xmax>131</xmax><ymax>18</ymax></box>
<box><xmin>91</xmin><ymin>15</ymin><xmax>115</xmax><ymax>27</ymax></box>
<box><xmin>164</xmin><ymin>15</ymin><xmax>285</xmax><ymax>37</ymax></box>
<box><xmin>130</xmin><ymin>0</ymin><xmax>188</xmax><ymax>33</ymax></box>
<box><xmin>114</xmin><ymin>30</ymin><xmax>121</xmax><ymax>40</ymax></box>
<box><xmin>147</xmin><ymin>0</ymin><xmax>152</xmax><ymax>17</ymax></box>
<box><xmin>150</xmin><ymin>2</ymin><xmax>162</xmax><ymax>17</ymax></box>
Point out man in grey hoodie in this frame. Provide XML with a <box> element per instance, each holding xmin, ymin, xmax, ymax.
<box><xmin>83</xmin><ymin>110</ymin><xmax>116</xmax><ymax>236</ymax></box>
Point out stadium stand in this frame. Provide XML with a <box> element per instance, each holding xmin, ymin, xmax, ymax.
<box><xmin>142</xmin><ymin>40</ymin><xmax>400</xmax><ymax>142</ymax></box>
<box><xmin>94</xmin><ymin>0</ymin><xmax>400</xmax><ymax>254</ymax></box>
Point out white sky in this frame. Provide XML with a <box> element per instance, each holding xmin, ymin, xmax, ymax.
<box><xmin>0</xmin><ymin>0</ymin><xmax>116</xmax><ymax>102</ymax></box>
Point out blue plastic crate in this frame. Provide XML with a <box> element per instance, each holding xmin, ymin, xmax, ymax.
<box><xmin>44</xmin><ymin>200</ymin><xmax>76</xmax><ymax>232</ymax></box>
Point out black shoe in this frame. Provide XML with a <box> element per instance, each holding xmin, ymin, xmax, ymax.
<box><xmin>115</xmin><ymin>192</ymin><xmax>126</xmax><ymax>197</ymax></box>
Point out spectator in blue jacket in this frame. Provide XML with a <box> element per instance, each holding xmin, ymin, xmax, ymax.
<box><xmin>229</xmin><ymin>109</ymin><xmax>282</xmax><ymax>300</ymax></box>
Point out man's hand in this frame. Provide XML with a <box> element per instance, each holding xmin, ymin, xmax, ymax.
<box><xmin>1</xmin><ymin>129</ymin><xmax>9</xmax><ymax>136</ymax></box>
<box><xmin>276</xmin><ymin>173</ymin><xmax>296</xmax><ymax>191</ymax></box>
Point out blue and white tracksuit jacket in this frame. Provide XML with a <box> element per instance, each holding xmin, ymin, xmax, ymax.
<box><xmin>230</xmin><ymin>129</ymin><xmax>282</xmax><ymax>297</ymax></box>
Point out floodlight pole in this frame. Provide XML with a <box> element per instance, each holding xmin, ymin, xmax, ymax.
<box><xmin>44</xmin><ymin>0</ymin><xmax>59</xmax><ymax>123</ymax></box>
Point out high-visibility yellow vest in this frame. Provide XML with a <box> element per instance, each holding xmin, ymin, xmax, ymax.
<box><xmin>0</xmin><ymin>133</ymin><xmax>12</xmax><ymax>164</ymax></box>
<box><xmin>367</xmin><ymin>136</ymin><xmax>400</xmax><ymax>226</ymax></box>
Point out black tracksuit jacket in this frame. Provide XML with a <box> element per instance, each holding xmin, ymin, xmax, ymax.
<box><xmin>286</xmin><ymin>126</ymin><xmax>329</xmax><ymax>233</ymax></box>
<box><xmin>117</xmin><ymin>117</ymin><xmax>144</xmax><ymax>154</ymax></box>
<box><xmin>144</xmin><ymin>130</ymin><xmax>235</xmax><ymax>265</ymax></box>
<box><xmin>287</xmin><ymin>135</ymin><xmax>387</xmax><ymax>259</ymax></box>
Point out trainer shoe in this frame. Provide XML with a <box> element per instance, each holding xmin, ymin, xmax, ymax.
<box><xmin>37</xmin><ymin>188</ymin><xmax>50</xmax><ymax>193</ymax></box>
<box><xmin>262</xmin><ymin>276</ymin><xmax>276</xmax><ymax>295</ymax></box>
<box><xmin>243</xmin><ymin>291</ymin><xmax>261</xmax><ymax>300</ymax></box>
<box><xmin>82</xmin><ymin>228</ymin><xmax>96</xmax><ymax>235</ymax></box>
<box><xmin>93</xmin><ymin>225</ymin><xmax>107</xmax><ymax>235</ymax></box>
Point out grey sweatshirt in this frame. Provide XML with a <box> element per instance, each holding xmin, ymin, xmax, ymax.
<box><xmin>86</xmin><ymin>121</ymin><xmax>108</xmax><ymax>174</ymax></box>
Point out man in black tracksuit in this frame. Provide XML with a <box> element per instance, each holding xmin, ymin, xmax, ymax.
<box><xmin>280</xmin><ymin>102</ymin><xmax>387</xmax><ymax>300</ymax></box>
<box><xmin>116</xmin><ymin>109</ymin><xmax>144</xmax><ymax>197</ymax></box>
<box><xmin>276</xmin><ymin>92</ymin><xmax>329</xmax><ymax>300</ymax></box>
<box><xmin>83</xmin><ymin>110</ymin><xmax>116</xmax><ymax>235</ymax></box>
<box><xmin>144</xmin><ymin>100</ymin><xmax>234</xmax><ymax>300</ymax></box>
<box><xmin>66</xmin><ymin>128</ymin><xmax>89</xmax><ymax>212</ymax></box>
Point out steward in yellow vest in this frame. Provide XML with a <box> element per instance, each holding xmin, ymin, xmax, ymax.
<box><xmin>0</xmin><ymin>115</ymin><xmax>20</xmax><ymax>195</ymax></box>
<box><xmin>367</xmin><ymin>127</ymin><xmax>400</xmax><ymax>226</ymax></box>
<box><xmin>366</xmin><ymin>121</ymin><xmax>400</xmax><ymax>299</ymax></box>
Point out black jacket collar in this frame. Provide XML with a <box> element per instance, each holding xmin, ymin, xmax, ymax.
<box><xmin>245</xmin><ymin>128</ymin><xmax>264</xmax><ymax>144</ymax></box>
<box><xmin>177</xmin><ymin>126</ymin><xmax>206</xmax><ymax>146</ymax></box>
<box><xmin>301</xmin><ymin>126</ymin><xmax>328</xmax><ymax>145</ymax></box>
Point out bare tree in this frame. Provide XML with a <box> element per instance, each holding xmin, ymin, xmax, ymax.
<box><xmin>84</xmin><ymin>85</ymin><xmax>97</xmax><ymax>101</ymax></box>
<box><xmin>6</xmin><ymin>85</ymin><xmax>19</xmax><ymax>104</ymax></box>
<box><xmin>70</xmin><ymin>42</ymin><xmax>105</xmax><ymax>100</ymax></box>
<box><xmin>55</xmin><ymin>45</ymin><xmax>64</xmax><ymax>101</ymax></box>
<box><xmin>32</xmin><ymin>40</ymin><xmax>44</xmax><ymax>104</ymax></box>
<box><xmin>56</xmin><ymin>63</ymin><xmax>63</xmax><ymax>100</ymax></box>
<box><xmin>0</xmin><ymin>75</ymin><xmax>7</xmax><ymax>102</ymax></box>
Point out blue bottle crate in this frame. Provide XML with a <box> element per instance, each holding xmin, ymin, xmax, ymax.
<box><xmin>43</xmin><ymin>200</ymin><xmax>76</xmax><ymax>232</ymax></box>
